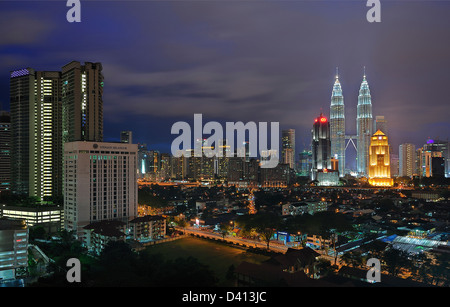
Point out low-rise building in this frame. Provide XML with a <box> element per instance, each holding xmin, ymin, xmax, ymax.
<box><xmin>129</xmin><ymin>215</ymin><xmax>166</xmax><ymax>242</ymax></box>
<box><xmin>0</xmin><ymin>218</ymin><xmax>28</xmax><ymax>285</ymax></box>
<box><xmin>0</xmin><ymin>204</ymin><xmax>63</xmax><ymax>233</ymax></box>
<box><xmin>83</xmin><ymin>220</ymin><xmax>127</xmax><ymax>255</ymax></box>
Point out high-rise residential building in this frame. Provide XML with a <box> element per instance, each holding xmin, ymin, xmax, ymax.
<box><xmin>171</xmin><ymin>150</ymin><xmax>188</xmax><ymax>180</ymax></box>
<box><xmin>399</xmin><ymin>143</ymin><xmax>416</xmax><ymax>177</ymax></box>
<box><xmin>281</xmin><ymin>129</ymin><xmax>295</xmax><ymax>169</ymax></box>
<box><xmin>62</xmin><ymin>61</ymin><xmax>103</xmax><ymax>144</ymax></box>
<box><xmin>216</xmin><ymin>139</ymin><xmax>230</xmax><ymax>179</ymax></box>
<box><xmin>63</xmin><ymin>141</ymin><xmax>138</xmax><ymax>238</ymax></box>
<box><xmin>356</xmin><ymin>70</ymin><xmax>373</xmax><ymax>177</ymax></box>
<box><xmin>374</xmin><ymin>116</ymin><xmax>388</xmax><ymax>135</ymax></box>
<box><xmin>120</xmin><ymin>131</ymin><xmax>133</xmax><ymax>144</ymax></box>
<box><xmin>159</xmin><ymin>153</ymin><xmax>171</xmax><ymax>181</ymax></box>
<box><xmin>311</xmin><ymin>113</ymin><xmax>338</xmax><ymax>186</ymax></box>
<box><xmin>0</xmin><ymin>111</ymin><xmax>11</xmax><ymax>192</ymax></box>
<box><xmin>330</xmin><ymin>70</ymin><xmax>345</xmax><ymax>177</ymax></box>
<box><xmin>9</xmin><ymin>68</ymin><xmax>63</xmax><ymax>198</ymax></box>
<box><xmin>415</xmin><ymin>147</ymin><xmax>423</xmax><ymax>177</ymax></box>
<box><xmin>368</xmin><ymin>130</ymin><xmax>393</xmax><ymax>187</ymax></box>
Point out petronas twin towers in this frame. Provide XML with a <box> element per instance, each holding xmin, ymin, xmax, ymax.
<box><xmin>330</xmin><ymin>68</ymin><xmax>373</xmax><ymax>177</ymax></box>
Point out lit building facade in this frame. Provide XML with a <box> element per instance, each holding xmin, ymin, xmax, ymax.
<box><xmin>311</xmin><ymin>113</ymin><xmax>338</xmax><ymax>186</ymax></box>
<box><xmin>330</xmin><ymin>71</ymin><xmax>345</xmax><ymax>177</ymax></box>
<box><xmin>399</xmin><ymin>143</ymin><xmax>416</xmax><ymax>177</ymax></box>
<box><xmin>298</xmin><ymin>150</ymin><xmax>312</xmax><ymax>177</ymax></box>
<box><xmin>368</xmin><ymin>130</ymin><xmax>393</xmax><ymax>187</ymax></box>
<box><xmin>0</xmin><ymin>111</ymin><xmax>11</xmax><ymax>192</ymax></box>
<box><xmin>281</xmin><ymin>129</ymin><xmax>296</xmax><ymax>169</ymax></box>
<box><xmin>62</xmin><ymin>61</ymin><xmax>103</xmax><ymax>144</ymax></box>
<box><xmin>356</xmin><ymin>72</ymin><xmax>373</xmax><ymax>177</ymax></box>
<box><xmin>9</xmin><ymin>68</ymin><xmax>63</xmax><ymax>198</ymax></box>
<box><xmin>63</xmin><ymin>141</ymin><xmax>138</xmax><ymax>238</ymax></box>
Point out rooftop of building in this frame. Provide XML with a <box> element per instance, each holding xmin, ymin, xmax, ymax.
<box><xmin>0</xmin><ymin>217</ymin><xmax>27</xmax><ymax>230</ymax></box>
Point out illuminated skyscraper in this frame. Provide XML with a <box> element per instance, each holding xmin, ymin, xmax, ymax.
<box><xmin>62</xmin><ymin>61</ymin><xmax>103</xmax><ymax>143</ymax></box>
<box><xmin>281</xmin><ymin>129</ymin><xmax>295</xmax><ymax>169</ymax></box>
<box><xmin>0</xmin><ymin>111</ymin><xmax>11</xmax><ymax>192</ymax></box>
<box><xmin>399</xmin><ymin>143</ymin><xmax>416</xmax><ymax>177</ymax></box>
<box><xmin>330</xmin><ymin>70</ymin><xmax>345</xmax><ymax>177</ymax></box>
<box><xmin>368</xmin><ymin>130</ymin><xmax>393</xmax><ymax>187</ymax></box>
<box><xmin>311</xmin><ymin>113</ymin><xmax>338</xmax><ymax>185</ymax></box>
<box><xmin>9</xmin><ymin>68</ymin><xmax>63</xmax><ymax>198</ymax></box>
<box><xmin>357</xmin><ymin>70</ymin><xmax>373</xmax><ymax>177</ymax></box>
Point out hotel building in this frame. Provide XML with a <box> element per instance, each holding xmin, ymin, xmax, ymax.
<box><xmin>63</xmin><ymin>141</ymin><xmax>138</xmax><ymax>238</ymax></box>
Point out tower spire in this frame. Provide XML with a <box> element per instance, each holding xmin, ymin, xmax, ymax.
<box><xmin>336</xmin><ymin>67</ymin><xmax>339</xmax><ymax>79</ymax></box>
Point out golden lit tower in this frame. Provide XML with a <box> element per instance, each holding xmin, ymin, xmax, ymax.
<box><xmin>368</xmin><ymin>130</ymin><xmax>393</xmax><ymax>187</ymax></box>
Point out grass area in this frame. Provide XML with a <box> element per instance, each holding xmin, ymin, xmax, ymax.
<box><xmin>144</xmin><ymin>236</ymin><xmax>270</xmax><ymax>286</ymax></box>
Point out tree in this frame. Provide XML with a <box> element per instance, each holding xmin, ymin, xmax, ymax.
<box><xmin>251</xmin><ymin>212</ymin><xmax>281</xmax><ymax>250</ymax></box>
<box><xmin>382</xmin><ymin>248</ymin><xmax>409</xmax><ymax>277</ymax></box>
<box><xmin>219</xmin><ymin>222</ymin><xmax>231</xmax><ymax>239</ymax></box>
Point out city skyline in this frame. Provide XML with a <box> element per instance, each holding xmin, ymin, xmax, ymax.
<box><xmin>0</xmin><ymin>1</ymin><xmax>449</xmax><ymax>159</ymax></box>
<box><xmin>0</xmin><ymin>1</ymin><xmax>449</xmax><ymax>291</ymax></box>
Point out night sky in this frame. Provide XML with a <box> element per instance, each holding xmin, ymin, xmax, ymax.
<box><xmin>1</xmin><ymin>1</ymin><xmax>449</xmax><ymax>171</ymax></box>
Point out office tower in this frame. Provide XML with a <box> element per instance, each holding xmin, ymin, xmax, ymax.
<box><xmin>422</xmin><ymin>139</ymin><xmax>449</xmax><ymax>178</ymax></box>
<box><xmin>374</xmin><ymin>116</ymin><xmax>388</xmax><ymax>135</ymax></box>
<box><xmin>281</xmin><ymin>129</ymin><xmax>296</xmax><ymax>169</ymax></box>
<box><xmin>330</xmin><ymin>70</ymin><xmax>345</xmax><ymax>177</ymax></box>
<box><xmin>0</xmin><ymin>111</ymin><xmax>11</xmax><ymax>192</ymax></box>
<box><xmin>63</xmin><ymin>141</ymin><xmax>138</xmax><ymax>237</ymax></box>
<box><xmin>62</xmin><ymin>61</ymin><xmax>103</xmax><ymax>143</ymax></box>
<box><xmin>356</xmin><ymin>70</ymin><xmax>373</xmax><ymax>177</ymax></box>
<box><xmin>399</xmin><ymin>143</ymin><xmax>416</xmax><ymax>177</ymax></box>
<box><xmin>137</xmin><ymin>143</ymin><xmax>147</xmax><ymax>178</ymax></box>
<box><xmin>9</xmin><ymin>69</ymin><xmax>63</xmax><ymax>198</ymax></box>
<box><xmin>120</xmin><ymin>131</ymin><xmax>133</xmax><ymax>144</ymax></box>
<box><xmin>147</xmin><ymin>150</ymin><xmax>160</xmax><ymax>176</ymax></box>
<box><xmin>311</xmin><ymin>113</ymin><xmax>338</xmax><ymax>186</ymax></box>
<box><xmin>415</xmin><ymin>147</ymin><xmax>423</xmax><ymax>177</ymax></box>
<box><xmin>298</xmin><ymin>150</ymin><xmax>312</xmax><ymax>177</ymax></box>
<box><xmin>368</xmin><ymin>130</ymin><xmax>393</xmax><ymax>187</ymax></box>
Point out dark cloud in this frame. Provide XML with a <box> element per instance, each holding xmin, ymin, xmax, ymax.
<box><xmin>0</xmin><ymin>1</ymin><xmax>449</xmax><ymax>160</ymax></box>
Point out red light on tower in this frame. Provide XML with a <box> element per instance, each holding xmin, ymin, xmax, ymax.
<box><xmin>314</xmin><ymin>118</ymin><xmax>318</xmax><ymax>123</ymax></box>
<box><xmin>320</xmin><ymin>117</ymin><xmax>327</xmax><ymax>123</ymax></box>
